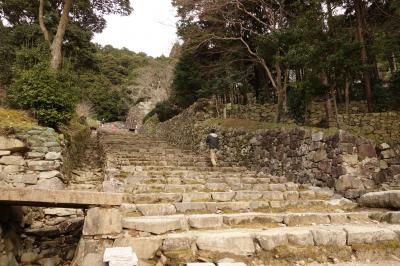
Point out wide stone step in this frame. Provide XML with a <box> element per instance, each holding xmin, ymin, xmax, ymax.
<box><xmin>124</xmin><ymin>188</ymin><xmax>334</xmax><ymax>204</ymax></box>
<box><xmin>112</xmin><ymin>224</ymin><xmax>400</xmax><ymax>263</ymax></box>
<box><xmin>0</xmin><ymin>187</ymin><xmax>127</xmax><ymax>208</ymax></box>
<box><xmin>124</xmin><ymin>182</ymin><xmax>331</xmax><ymax>195</ymax></box>
<box><xmin>120</xmin><ymin>198</ymin><xmax>356</xmax><ymax>217</ymax></box>
<box><xmin>122</xmin><ymin>211</ymin><xmax>396</xmax><ymax>235</ymax></box>
<box><xmin>119</xmin><ymin>170</ymin><xmax>260</xmax><ymax>179</ymax></box>
<box><xmin>122</xmin><ymin>176</ymin><xmax>277</xmax><ymax>186</ymax></box>
<box><xmin>115</xmin><ymin>160</ymin><xmax>211</xmax><ymax>167</ymax></box>
<box><xmin>119</xmin><ymin>165</ymin><xmax>248</xmax><ymax>172</ymax></box>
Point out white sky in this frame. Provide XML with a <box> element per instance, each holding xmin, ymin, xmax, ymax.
<box><xmin>93</xmin><ymin>0</ymin><xmax>178</xmax><ymax>57</ymax></box>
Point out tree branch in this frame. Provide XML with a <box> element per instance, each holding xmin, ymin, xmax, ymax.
<box><xmin>39</xmin><ymin>0</ymin><xmax>51</xmax><ymax>47</ymax></box>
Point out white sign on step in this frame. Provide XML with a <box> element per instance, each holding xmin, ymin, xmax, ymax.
<box><xmin>103</xmin><ymin>247</ymin><xmax>138</xmax><ymax>266</ymax></box>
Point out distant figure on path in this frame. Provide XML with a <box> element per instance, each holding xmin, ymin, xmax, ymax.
<box><xmin>206</xmin><ymin>129</ymin><xmax>219</xmax><ymax>167</ymax></box>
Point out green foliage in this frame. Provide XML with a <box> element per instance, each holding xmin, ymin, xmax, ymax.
<box><xmin>144</xmin><ymin>100</ymin><xmax>180</xmax><ymax>123</ymax></box>
<box><xmin>171</xmin><ymin>51</ymin><xmax>204</xmax><ymax>108</ymax></box>
<box><xmin>8</xmin><ymin>64</ymin><xmax>77</xmax><ymax>128</ymax></box>
<box><xmin>77</xmin><ymin>71</ymin><xmax>128</xmax><ymax>122</ymax></box>
<box><xmin>0</xmin><ymin>22</ymin><xmax>14</xmax><ymax>85</ymax></box>
<box><xmin>373</xmin><ymin>77</ymin><xmax>400</xmax><ymax>112</ymax></box>
<box><xmin>287</xmin><ymin>87</ymin><xmax>309</xmax><ymax>124</ymax></box>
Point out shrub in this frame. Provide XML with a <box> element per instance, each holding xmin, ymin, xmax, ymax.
<box><xmin>144</xmin><ymin>100</ymin><xmax>180</xmax><ymax>123</ymax></box>
<box><xmin>8</xmin><ymin>64</ymin><xmax>77</xmax><ymax>128</ymax></box>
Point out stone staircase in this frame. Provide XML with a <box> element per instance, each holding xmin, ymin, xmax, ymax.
<box><xmin>98</xmin><ymin>132</ymin><xmax>400</xmax><ymax>266</ymax></box>
<box><xmin>68</xmin><ymin>132</ymin><xmax>103</xmax><ymax>191</ymax></box>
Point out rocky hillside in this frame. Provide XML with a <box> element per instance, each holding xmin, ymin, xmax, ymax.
<box><xmin>125</xmin><ymin>55</ymin><xmax>177</xmax><ymax>127</ymax></box>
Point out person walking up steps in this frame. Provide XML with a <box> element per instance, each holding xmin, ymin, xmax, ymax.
<box><xmin>206</xmin><ymin>128</ymin><xmax>219</xmax><ymax>167</ymax></box>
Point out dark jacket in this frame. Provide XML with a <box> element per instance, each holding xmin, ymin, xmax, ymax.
<box><xmin>206</xmin><ymin>133</ymin><xmax>219</xmax><ymax>149</ymax></box>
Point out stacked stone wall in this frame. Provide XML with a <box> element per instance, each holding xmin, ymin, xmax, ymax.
<box><xmin>338</xmin><ymin>112</ymin><xmax>400</xmax><ymax>144</ymax></box>
<box><xmin>0</xmin><ymin>127</ymin><xmax>64</xmax><ymax>189</ymax></box>
<box><xmin>212</xmin><ymin>102</ymin><xmax>400</xmax><ymax>144</ymax></box>
<box><xmin>0</xmin><ymin>127</ymin><xmax>89</xmax><ymax>265</ymax></box>
<box><xmin>144</xmin><ymin>101</ymin><xmax>400</xmax><ymax>197</ymax></box>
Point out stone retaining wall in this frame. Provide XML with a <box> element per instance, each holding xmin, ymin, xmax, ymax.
<box><xmin>338</xmin><ymin>112</ymin><xmax>400</xmax><ymax>144</ymax></box>
<box><xmin>0</xmin><ymin>127</ymin><xmax>64</xmax><ymax>189</ymax></box>
<box><xmin>206</xmin><ymin>102</ymin><xmax>400</xmax><ymax>144</ymax></box>
<box><xmin>144</xmin><ymin>101</ymin><xmax>400</xmax><ymax>197</ymax></box>
<box><xmin>0</xmin><ymin>127</ymin><xmax>88</xmax><ymax>265</ymax></box>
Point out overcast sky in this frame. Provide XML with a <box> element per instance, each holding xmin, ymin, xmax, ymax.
<box><xmin>93</xmin><ymin>0</ymin><xmax>178</xmax><ymax>57</ymax></box>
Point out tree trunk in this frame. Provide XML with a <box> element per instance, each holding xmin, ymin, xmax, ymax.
<box><xmin>275</xmin><ymin>87</ymin><xmax>284</xmax><ymax>123</ymax></box>
<box><xmin>50</xmin><ymin>0</ymin><xmax>73</xmax><ymax>71</ymax></box>
<box><xmin>345</xmin><ymin>76</ymin><xmax>350</xmax><ymax>114</ymax></box>
<box><xmin>355</xmin><ymin>0</ymin><xmax>373</xmax><ymax>112</ymax></box>
<box><xmin>331</xmin><ymin>87</ymin><xmax>341</xmax><ymax>128</ymax></box>
<box><xmin>39</xmin><ymin>0</ymin><xmax>51</xmax><ymax>46</ymax></box>
<box><xmin>274</xmin><ymin>62</ymin><xmax>284</xmax><ymax>123</ymax></box>
<box><xmin>388</xmin><ymin>52</ymin><xmax>398</xmax><ymax>78</ymax></box>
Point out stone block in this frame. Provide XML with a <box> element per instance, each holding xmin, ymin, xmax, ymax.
<box><xmin>183</xmin><ymin>192</ymin><xmax>211</xmax><ymax>202</ymax></box>
<box><xmin>286</xmin><ymin>229</ymin><xmax>314</xmax><ymax>246</ymax></box>
<box><xmin>162</xmin><ymin>235</ymin><xmax>196</xmax><ymax>251</ymax></box>
<box><xmin>283</xmin><ymin>191</ymin><xmax>299</xmax><ymax>200</ymax></box>
<box><xmin>0</xmin><ymin>151</ymin><xmax>11</xmax><ymax>156</ymax></box>
<box><xmin>344</xmin><ymin>226</ymin><xmax>398</xmax><ymax>245</ymax></box>
<box><xmin>257</xmin><ymin>230</ymin><xmax>288</xmax><ymax>251</ymax></box>
<box><xmin>212</xmin><ymin>192</ymin><xmax>235</xmax><ymax>202</ymax></box>
<box><xmin>122</xmin><ymin>216</ymin><xmax>184</xmax><ymax>234</ymax></box>
<box><xmin>175</xmin><ymin>202</ymin><xmax>206</xmax><ymax>213</ymax></box>
<box><xmin>83</xmin><ymin>208</ymin><xmax>122</xmax><ymax>236</ymax></box>
<box><xmin>299</xmin><ymin>190</ymin><xmax>316</xmax><ymax>199</ymax></box>
<box><xmin>196</xmin><ymin>231</ymin><xmax>255</xmax><ymax>256</ymax></box>
<box><xmin>188</xmin><ymin>214</ymin><xmax>223</xmax><ymax>229</ymax></box>
<box><xmin>26</xmin><ymin>152</ymin><xmax>45</xmax><ymax>159</ymax></box>
<box><xmin>39</xmin><ymin>170</ymin><xmax>62</xmax><ymax>179</ymax></box>
<box><xmin>45</xmin><ymin>152</ymin><xmax>62</xmax><ymax>160</ymax></box>
<box><xmin>0</xmin><ymin>136</ymin><xmax>26</xmax><ymax>152</ymax></box>
<box><xmin>262</xmin><ymin>191</ymin><xmax>284</xmax><ymax>200</ymax></box>
<box><xmin>113</xmin><ymin>236</ymin><xmax>162</xmax><ymax>260</ymax></box>
<box><xmin>235</xmin><ymin>191</ymin><xmax>262</xmax><ymax>201</ymax></box>
<box><xmin>137</xmin><ymin>204</ymin><xmax>176</xmax><ymax>216</ymax></box>
<box><xmin>0</xmin><ymin>156</ymin><xmax>25</xmax><ymax>166</ymax></box>
<box><xmin>284</xmin><ymin>213</ymin><xmax>330</xmax><ymax>226</ymax></box>
<box><xmin>269</xmin><ymin>184</ymin><xmax>286</xmax><ymax>192</ymax></box>
<box><xmin>311</xmin><ymin>227</ymin><xmax>346</xmax><ymax>246</ymax></box>
<box><xmin>35</xmin><ymin>177</ymin><xmax>65</xmax><ymax>190</ymax></box>
<box><xmin>335</xmin><ymin>175</ymin><xmax>364</xmax><ymax>192</ymax></box>
<box><xmin>28</xmin><ymin>160</ymin><xmax>56</xmax><ymax>171</ymax></box>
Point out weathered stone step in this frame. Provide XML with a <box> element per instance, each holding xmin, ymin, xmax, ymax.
<box><xmin>122</xmin><ymin>176</ymin><xmax>279</xmax><ymax>186</ymax></box>
<box><xmin>110</xmin><ymin>224</ymin><xmax>400</xmax><ymax>263</ymax></box>
<box><xmin>124</xmin><ymin>188</ymin><xmax>334</xmax><ymax>204</ymax></box>
<box><xmin>120</xmin><ymin>198</ymin><xmax>356</xmax><ymax>217</ymax></box>
<box><xmin>359</xmin><ymin>190</ymin><xmax>400</xmax><ymax>209</ymax></box>
<box><xmin>0</xmin><ymin>187</ymin><xmax>127</xmax><ymax>208</ymax></box>
<box><xmin>122</xmin><ymin>211</ymin><xmax>396</xmax><ymax>235</ymax></box>
<box><xmin>115</xmin><ymin>160</ymin><xmax>211</xmax><ymax>167</ymax></box>
<box><xmin>120</xmin><ymin>169</ymin><xmax>261</xmax><ymax>179</ymax></box>
<box><xmin>124</xmin><ymin>183</ymin><xmax>331</xmax><ymax>196</ymax></box>
<box><xmin>119</xmin><ymin>165</ymin><xmax>251</xmax><ymax>174</ymax></box>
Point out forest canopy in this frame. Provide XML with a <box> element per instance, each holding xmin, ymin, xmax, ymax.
<box><xmin>168</xmin><ymin>0</ymin><xmax>400</xmax><ymax>124</ymax></box>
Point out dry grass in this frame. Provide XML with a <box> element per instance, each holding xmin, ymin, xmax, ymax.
<box><xmin>0</xmin><ymin>107</ymin><xmax>37</xmax><ymax>129</ymax></box>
